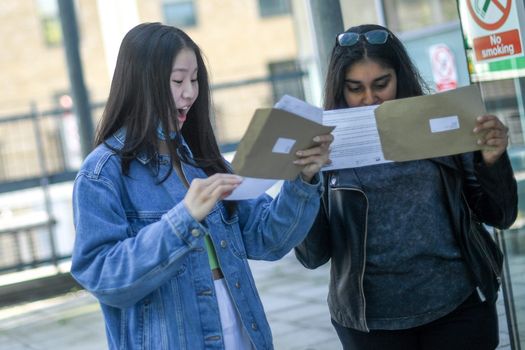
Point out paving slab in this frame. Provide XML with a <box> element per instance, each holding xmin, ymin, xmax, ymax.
<box><xmin>0</xmin><ymin>252</ymin><xmax>521</xmax><ymax>349</ymax></box>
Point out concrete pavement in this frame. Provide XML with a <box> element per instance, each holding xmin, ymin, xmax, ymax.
<box><xmin>0</xmin><ymin>252</ymin><xmax>518</xmax><ymax>349</ymax></box>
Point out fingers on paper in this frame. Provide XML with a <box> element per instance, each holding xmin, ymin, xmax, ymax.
<box><xmin>474</xmin><ymin>115</ymin><xmax>507</xmax><ymax>132</ymax></box>
<box><xmin>474</xmin><ymin>114</ymin><xmax>509</xmax><ymax>145</ymax></box>
<box><xmin>204</xmin><ymin>174</ymin><xmax>243</xmax><ymax>196</ymax></box>
<box><xmin>295</xmin><ymin>134</ymin><xmax>334</xmax><ymax>157</ymax></box>
<box><xmin>184</xmin><ymin>174</ymin><xmax>243</xmax><ymax>220</ymax></box>
<box><xmin>313</xmin><ymin>134</ymin><xmax>334</xmax><ymax>144</ymax></box>
<box><xmin>294</xmin><ymin>147</ymin><xmax>332</xmax><ymax>165</ymax></box>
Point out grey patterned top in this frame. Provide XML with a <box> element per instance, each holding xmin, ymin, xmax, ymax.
<box><xmin>355</xmin><ymin>159</ymin><xmax>474</xmax><ymax>330</ymax></box>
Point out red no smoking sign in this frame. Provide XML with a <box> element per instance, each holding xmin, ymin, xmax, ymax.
<box><xmin>464</xmin><ymin>0</ymin><xmax>523</xmax><ymax>62</ymax></box>
<box><xmin>459</xmin><ymin>0</ymin><xmax>525</xmax><ymax>81</ymax></box>
<box><xmin>429</xmin><ymin>44</ymin><xmax>457</xmax><ymax>91</ymax></box>
<box><xmin>473</xmin><ymin>29</ymin><xmax>522</xmax><ymax>60</ymax></box>
<box><xmin>467</xmin><ymin>0</ymin><xmax>512</xmax><ymax>30</ymax></box>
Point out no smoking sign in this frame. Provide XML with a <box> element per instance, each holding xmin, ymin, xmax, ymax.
<box><xmin>429</xmin><ymin>44</ymin><xmax>457</xmax><ymax>92</ymax></box>
<box><xmin>467</xmin><ymin>0</ymin><xmax>512</xmax><ymax>30</ymax></box>
<box><xmin>461</xmin><ymin>0</ymin><xmax>523</xmax><ymax>62</ymax></box>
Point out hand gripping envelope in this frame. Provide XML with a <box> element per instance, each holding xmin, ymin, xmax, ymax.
<box><xmin>375</xmin><ymin>84</ymin><xmax>486</xmax><ymax>162</ymax></box>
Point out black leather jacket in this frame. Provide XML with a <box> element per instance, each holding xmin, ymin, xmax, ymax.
<box><xmin>295</xmin><ymin>152</ymin><xmax>517</xmax><ymax>332</ymax></box>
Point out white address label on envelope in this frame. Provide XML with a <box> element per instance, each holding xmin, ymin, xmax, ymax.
<box><xmin>272</xmin><ymin>137</ymin><xmax>296</xmax><ymax>154</ymax></box>
<box><xmin>429</xmin><ymin>115</ymin><xmax>460</xmax><ymax>133</ymax></box>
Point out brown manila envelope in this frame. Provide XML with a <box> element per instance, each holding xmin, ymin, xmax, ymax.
<box><xmin>231</xmin><ymin>108</ymin><xmax>335</xmax><ymax>180</ymax></box>
<box><xmin>374</xmin><ymin>84</ymin><xmax>486</xmax><ymax>162</ymax></box>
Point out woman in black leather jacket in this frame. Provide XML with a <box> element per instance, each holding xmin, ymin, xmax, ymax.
<box><xmin>295</xmin><ymin>24</ymin><xmax>517</xmax><ymax>350</ymax></box>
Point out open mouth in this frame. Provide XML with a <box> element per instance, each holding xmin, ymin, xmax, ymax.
<box><xmin>177</xmin><ymin>106</ymin><xmax>189</xmax><ymax>124</ymax></box>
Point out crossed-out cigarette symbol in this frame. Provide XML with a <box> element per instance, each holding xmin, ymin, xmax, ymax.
<box><xmin>476</xmin><ymin>0</ymin><xmax>506</xmax><ymax>18</ymax></box>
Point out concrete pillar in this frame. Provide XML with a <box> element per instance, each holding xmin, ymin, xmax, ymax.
<box><xmin>291</xmin><ymin>0</ymin><xmax>344</xmax><ymax>106</ymax></box>
<box><xmin>307</xmin><ymin>0</ymin><xmax>345</xmax><ymax>84</ymax></box>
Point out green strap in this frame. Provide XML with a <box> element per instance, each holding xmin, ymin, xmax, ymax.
<box><xmin>204</xmin><ymin>235</ymin><xmax>219</xmax><ymax>270</ymax></box>
<box><xmin>174</xmin><ymin>162</ymin><xmax>219</xmax><ymax>270</ymax></box>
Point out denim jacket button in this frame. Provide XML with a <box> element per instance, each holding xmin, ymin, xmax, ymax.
<box><xmin>191</xmin><ymin>228</ymin><xmax>201</xmax><ymax>237</ymax></box>
<box><xmin>251</xmin><ymin>322</ymin><xmax>258</xmax><ymax>330</ymax></box>
<box><xmin>235</xmin><ymin>281</ymin><xmax>240</xmax><ymax>289</ymax></box>
<box><xmin>220</xmin><ymin>240</ymin><xmax>227</xmax><ymax>248</ymax></box>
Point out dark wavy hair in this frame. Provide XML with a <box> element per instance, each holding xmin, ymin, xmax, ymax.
<box><xmin>324</xmin><ymin>24</ymin><xmax>429</xmax><ymax>110</ymax></box>
<box><xmin>95</xmin><ymin>22</ymin><xmax>229</xmax><ymax>180</ymax></box>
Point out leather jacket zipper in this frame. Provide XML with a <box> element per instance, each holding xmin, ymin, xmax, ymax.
<box><xmin>332</xmin><ymin>186</ymin><xmax>370</xmax><ymax>332</ymax></box>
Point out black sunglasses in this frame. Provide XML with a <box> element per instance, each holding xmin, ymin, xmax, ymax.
<box><xmin>337</xmin><ymin>29</ymin><xmax>391</xmax><ymax>47</ymax></box>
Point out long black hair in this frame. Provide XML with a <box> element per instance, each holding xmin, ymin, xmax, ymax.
<box><xmin>95</xmin><ymin>22</ymin><xmax>229</xmax><ymax>180</ymax></box>
<box><xmin>324</xmin><ymin>24</ymin><xmax>429</xmax><ymax>110</ymax></box>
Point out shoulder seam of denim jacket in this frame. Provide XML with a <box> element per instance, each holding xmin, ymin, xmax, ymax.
<box><xmin>93</xmin><ymin>150</ymin><xmax>117</xmax><ymax>176</ymax></box>
<box><xmin>73</xmin><ymin>170</ymin><xmax>85</xmax><ymax>182</ymax></box>
<box><xmin>75</xmin><ymin>171</ymin><xmax>120</xmax><ymax>204</ymax></box>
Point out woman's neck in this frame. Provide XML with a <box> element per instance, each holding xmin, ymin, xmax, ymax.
<box><xmin>158</xmin><ymin>140</ymin><xmax>169</xmax><ymax>155</ymax></box>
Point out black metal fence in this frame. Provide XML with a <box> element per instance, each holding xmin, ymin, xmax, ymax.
<box><xmin>0</xmin><ymin>101</ymin><xmax>105</xmax><ymax>273</ymax></box>
<box><xmin>0</xmin><ymin>71</ymin><xmax>307</xmax><ymax>274</ymax></box>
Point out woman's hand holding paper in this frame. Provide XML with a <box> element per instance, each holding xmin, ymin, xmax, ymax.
<box><xmin>474</xmin><ymin>114</ymin><xmax>509</xmax><ymax>166</ymax></box>
<box><xmin>294</xmin><ymin>133</ymin><xmax>334</xmax><ymax>182</ymax></box>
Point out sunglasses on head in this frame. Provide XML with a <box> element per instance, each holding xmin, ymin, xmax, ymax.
<box><xmin>337</xmin><ymin>29</ymin><xmax>391</xmax><ymax>47</ymax></box>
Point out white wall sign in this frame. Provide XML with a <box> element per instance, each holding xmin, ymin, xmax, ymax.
<box><xmin>429</xmin><ymin>44</ymin><xmax>458</xmax><ymax>92</ymax></box>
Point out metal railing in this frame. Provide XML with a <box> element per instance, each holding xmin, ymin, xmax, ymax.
<box><xmin>0</xmin><ymin>71</ymin><xmax>306</xmax><ymax>274</ymax></box>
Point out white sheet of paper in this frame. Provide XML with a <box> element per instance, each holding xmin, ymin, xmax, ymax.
<box><xmin>322</xmin><ymin>105</ymin><xmax>391</xmax><ymax>171</ymax></box>
<box><xmin>273</xmin><ymin>95</ymin><xmax>323</xmax><ymax>123</ymax></box>
<box><xmin>224</xmin><ymin>177</ymin><xmax>279</xmax><ymax>200</ymax></box>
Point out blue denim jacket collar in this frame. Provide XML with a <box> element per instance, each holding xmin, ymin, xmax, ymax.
<box><xmin>108</xmin><ymin>127</ymin><xmax>194</xmax><ymax>165</ymax></box>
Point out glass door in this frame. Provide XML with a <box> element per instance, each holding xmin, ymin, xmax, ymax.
<box><xmin>482</xmin><ymin>77</ymin><xmax>525</xmax><ymax>349</ymax></box>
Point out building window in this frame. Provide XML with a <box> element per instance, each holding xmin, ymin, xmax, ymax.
<box><xmin>163</xmin><ymin>0</ymin><xmax>197</xmax><ymax>28</ymax></box>
<box><xmin>268</xmin><ymin>60</ymin><xmax>305</xmax><ymax>102</ymax></box>
<box><xmin>37</xmin><ymin>0</ymin><xmax>62</xmax><ymax>47</ymax></box>
<box><xmin>383</xmin><ymin>0</ymin><xmax>458</xmax><ymax>32</ymax></box>
<box><xmin>258</xmin><ymin>0</ymin><xmax>291</xmax><ymax>18</ymax></box>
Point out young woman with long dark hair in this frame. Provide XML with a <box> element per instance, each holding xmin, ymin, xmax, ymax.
<box><xmin>296</xmin><ymin>23</ymin><xmax>517</xmax><ymax>350</ymax></box>
<box><xmin>71</xmin><ymin>22</ymin><xmax>333</xmax><ymax>350</ymax></box>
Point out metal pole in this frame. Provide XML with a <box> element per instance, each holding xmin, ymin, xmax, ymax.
<box><xmin>307</xmin><ymin>0</ymin><xmax>345</xmax><ymax>84</ymax></box>
<box><xmin>495</xmin><ymin>228</ymin><xmax>522</xmax><ymax>350</ymax></box>
<box><xmin>513</xmin><ymin>77</ymin><xmax>525</xmax><ymax>145</ymax></box>
<box><xmin>57</xmin><ymin>0</ymin><xmax>94</xmax><ymax>158</ymax></box>
<box><xmin>374</xmin><ymin>0</ymin><xmax>387</xmax><ymax>26</ymax></box>
<box><xmin>31</xmin><ymin>103</ymin><xmax>59</xmax><ymax>268</ymax></box>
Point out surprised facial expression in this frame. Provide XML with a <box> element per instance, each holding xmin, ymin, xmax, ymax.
<box><xmin>170</xmin><ymin>48</ymin><xmax>199</xmax><ymax>129</ymax></box>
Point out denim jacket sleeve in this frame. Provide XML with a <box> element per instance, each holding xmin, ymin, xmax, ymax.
<box><xmin>71</xmin><ymin>161</ymin><xmax>209</xmax><ymax>309</ymax></box>
<box><xmin>234</xmin><ymin>174</ymin><xmax>324</xmax><ymax>261</ymax></box>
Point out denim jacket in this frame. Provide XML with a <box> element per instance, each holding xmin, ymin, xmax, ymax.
<box><xmin>71</xmin><ymin>130</ymin><xmax>323</xmax><ymax>349</ymax></box>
